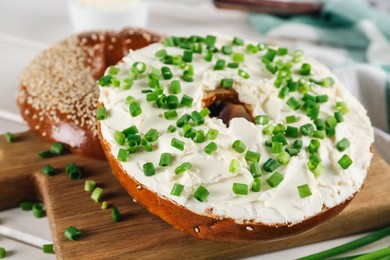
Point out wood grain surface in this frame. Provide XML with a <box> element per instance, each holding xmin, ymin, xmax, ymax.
<box><xmin>0</xmin><ymin>131</ymin><xmax>389</xmax><ymax>259</ymax></box>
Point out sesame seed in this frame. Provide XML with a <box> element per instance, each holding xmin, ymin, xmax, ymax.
<box><xmin>194</xmin><ymin>227</ymin><xmax>200</xmax><ymax>233</ymax></box>
<box><xmin>136</xmin><ymin>185</ymin><xmax>142</xmax><ymax>190</ymax></box>
<box><xmin>246</xmin><ymin>226</ymin><xmax>254</xmax><ymax>231</ymax></box>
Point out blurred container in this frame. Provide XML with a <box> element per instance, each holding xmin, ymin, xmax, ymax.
<box><xmin>67</xmin><ymin>0</ymin><xmax>148</xmax><ymax>32</ymax></box>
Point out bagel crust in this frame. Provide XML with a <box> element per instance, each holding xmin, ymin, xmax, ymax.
<box><xmin>17</xmin><ymin>28</ymin><xmax>162</xmax><ymax>159</ymax></box>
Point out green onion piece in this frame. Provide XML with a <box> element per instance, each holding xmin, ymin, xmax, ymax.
<box><xmin>191</xmin><ymin>111</ymin><xmax>205</xmax><ymax>126</ymax></box>
<box><xmin>214</xmin><ymin>59</ymin><xmax>225</xmax><ymax>70</ymax></box>
<box><xmin>228</xmin><ymin>62</ymin><xmax>239</xmax><ymax>68</ymax></box>
<box><xmin>297</xmin><ymin>226</ymin><xmax>390</xmax><ymax>260</ymax></box>
<box><xmin>246</xmin><ymin>44</ymin><xmax>259</xmax><ymax>54</ymax></box>
<box><xmin>0</xmin><ymin>247</ymin><xmax>6</xmax><ymax>258</ymax></box>
<box><xmin>99</xmin><ymin>75</ymin><xmax>113</xmax><ymax>87</ymax></box>
<box><xmin>96</xmin><ymin>107</ymin><xmax>107</xmax><ymax>120</ymax></box>
<box><xmin>326</xmin><ymin>116</ymin><xmax>338</xmax><ymax>128</ymax></box>
<box><xmin>273</xmin><ymin>123</ymin><xmax>286</xmax><ymax>135</ymax></box>
<box><xmin>204</xmin><ymin>50</ymin><xmax>213</xmax><ymax>62</ymax></box>
<box><xmin>117</xmin><ymin>148</ymin><xmax>129</xmax><ymax>162</ymax></box>
<box><xmin>266</xmin><ymin>172</ymin><xmax>284</xmax><ymax>188</ymax></box>
<box><xmin>336</xmin><ymin>102</ymin><xmax>349</xmax><ymax>114</ymax></box>
<box><xmin>286</xmin><ymin>147</ymin><xmax>299</xmax><ymax>156</ymax></box>
<box><xmin>101</xmin><ymin>201</ymin><xmax>108</xmax><ymax>210</ymax></box>
<box><xmin>194</xmin><ymin>185</ymin><xmax>209</xmax><ymax>202</ymax></box>
<box><xmin>232</xmin><ymin>183</ymin><xmax>249</xmax><ymax>195</ymax></box>
<box><xmin>164</xmin><ymin>109</ymin><xmax>178</xmax><ymax>120</ymax></box>
<box><xmin>221</xmin><ymin>45</ymin><xmax>233</xmax><ymax>55</ymax></box>
<box><xmin>277</xmin><ymin>151</ymin><xmax>291</xmax><ymax>165</ymax></box>
<box><xmin>114</xmin><ymin>131</ymin><xmax>126</xmax><ymax>146</ymax></box>
<box><xmin>127</xmin><ymin>134</ymin><xmax>141</xmax><ymax>147</ymax></box>
<box><xmin>195</xmin><ymin>130</ymin><xmax>205</xmax><ymax>143</ymax></box>
<box><xmin>286</xmin><ymin>115</ymin><xmax>298</xmax><ymax>124</ymax></box>
<box><xmin>277</xmin><ymin>47</ymin><xmax>288</xmax><ymax>56</ymax></box>
<box><xmin>220</xmin><ymin>78</ymin><xmax>234</xmax><ymax>88</ymax></box>
<box><xmin>166</xmin><ymin>95</ymin><xmax>179</xmax><ymax>109</ymax></box>
<box><xmin>353</xmin><ymin>247</ymin><xmax>390</xmax><ymax>260</ymax></box>
<box><xmin>293</xmin><ymin>139</ymin><xmax>303</xmax><ymax>150</ymax></box>
<box><xmin>181</xmin><ymin>95</ymin><xmax>193</xmax><ymax>107</ymax></box>
<box><xmin>50</xmin><ymin>142</ymin><xmax>64</xmax><ymax>155</ymax></box>
<box><xmin>313</xmin><ymin>119</ymin><xmax>325</xmax><ymax>131</ymax></box>
<box><xmin>232</xmin><ymin>52</ymin><xmax>245</xmax><ymax>63</ymax></box>
<box><xmin>205</xmin><ymin>35</ymin><xmax>216</xmax><ymax>46</ymax></box>
<box><xmin>338</xmin><ymin>154</ymin><xmax>353</xmax><ymax>169</ymax></box>
<box><xmin>91</xmin><ymin>187</ymin><xmax>103</xmax><ymax>202</ymax></box>
<box><xmin>337</xmin><ymin>138</ymin><xmax>350</xmax><ymax>152</ymax></box>
<box><xmin>20</xmin><ymin>201</ymin><xmax>33</xmax><ymax>211</ymax></box>
<box><xmin>184</xmin><ymin>128</ymin><xmax>197</xmax><ymax>140</ymax></box>
<box><xmin>133</xmin><ymin>62</ymin><xmax>147</xmax><ymax>73</ymax></box>
<box><xmin>129</xmin><ymin>102</ymin><xmax>142</xmax><ymax>117</ymax></box>
<box><xmin>112</xmin><ymin>207</ymin><xmax>122</xmax><ymax>222</ymax></box>
<box><xmin>161</xmin><ymin>66</ymin><xmax>173</xmax><ymax>80</ymax></box>
<box><xmin>170</xmin><ymin>80</ymin><xmax>181</xmax><ymax>94</ymax></box>
<box><xmin>300</xmin><ymin>124</ymin><xmax>315</xmax><ymax>136</ymax></box>
<box><xmin>297</xmin><ymin>184</ymin><xmax>312</xmax><ymax>198</ymax></box>
<box><xmin>143</xmin><ymin>162</ymin><xmax>155</xmax><ymax>177</ymax></box>
<box><xmin>254</xmin><ymin>115</ymin><xmax>269</xmax><ymax>125</ymax></box>
<box><xmin>229</xmin><ymin>159</ymin><xmax>240</xmax><ymax>173</ymax></box>
<box><xmin>303</xmin><ymin>93</ymin><xmax>315</xmax><ymax>102</ymax></box>
<box><xmin>120</xmin><ymin>78</ymin><xmax>133</xmax><ymax>90</ymax></box>
<box><xmin>43</xmin><ymin>244</ymin><xmax>54</xmax><ymax>254</ymax></box>
<box><xmin>182</xmin><ymin>51</ymin><xmax>193</xmax><ymax>62</ymax></box>
<box><xmin>199</xmin><ymin>107</ymin><xmax>211</xmax><ymax>117</ymax></box>
<box><xmin>159</xmin><ymin>153</ymin><xmax>172</xmax><ymax>167</ymax></box>
<box><xmin>326</xmin><ymin>127</ymin><xmax>336</xmax><ymax>137</ymax></box>
<box><xmin>250</xmin><ymin>163</ymin><xmax>262</xmax><ymax>177</ymax></box>
<box><xmin>251</xmin><ymin>178</ymin><xmax>261</xmax><ymax>192</ymax></box>
<box><xmin>155</xmin><ymin>49</ymin><xmax>167</xmax><ymax>59</ymax></box>
<box><xmin>278</xmin><ymin>87</ymin><xmax>289</xmax><ymax>99</ymax></box>
<box><xmin>285</xmin><ymin>126</ymin><xmax>299</xmax><ymax>138</ymax></box>
<box><xmin>316</xmin><ymin>95</ymin><xmax>328</xmax><ymax>103</ymax></box>
<box><xmin>64</xmin><ymin>226</ymin><xmax>82</xmax><ymax>241</ymax></box>
<box><xmin>263</xmin><ymin>158</ymin><xmax>280</xmax><ymax>172</ymax></box>
<box><xmin>175</xmin><ymin>162</ymin><xmax>192</xmax><ymax>174</ymax></box>
<box><xmin>65</xmin><ymin>162</ymin><xmax>82</xmax><ymax>180</ymax></box>
<box><xmin>258</xmin><ymin>42</ymin><xmax>268</xmax><ymax>50</ymax></box>
<box><xmin>232</xmin><ymin>140</ymin><xmax>246</xmax><ymax>153</ymax></box>
<box><xmin>206</xmin><ymin>129</ymin><xmax>219</xmax><ymax>140</ymax></box>
<box><xmin>300</xmin><ymin>63</ymin><xmax>311</xmax><ymax>75</ymax></box>
<box><xmin>321</xmin><ymin>76</ymin><xmax>335</xmax><ymax>87</ymax></box>
<box><xmin>286</xmin><ymin>97</ymin><xmax>301</xmax><ymax>110</ymax></box>
<box><xmin>140</xmin><ymin>139</ymin><xmax>152</xmax><ymax>152</ymax></box>
<box><xmin>245</xmin><ymin>150</ymin><xmax>260</xmax><ymax>163</ymax></box>
<box><xmin>265</xmin><ymin>140</ymin><xmax>272</xmax><ymax>147</ymax></box>
<box><xmin>313</xmin><ymin>130</ymin><xmax>326</xmax><ymax>139</ymax></box>
<box><xmin>167</xmin><ymin>125</ymin><xmax>176</xmax><ymax>133</ymax></box>
<box><xmin>171</xmin><ymin>138</ymin><xmax>185</xmax><ymax>151</ymax></box>
<box><xmin>238</xmin><ymin>68</ymin><xmax>250</xmax><ymax>79</ymax></box>
<box><xmin>170</xmin><ymin>183</ymin><xmax>185</xmax><ymax>196</ymax></box>
<box><xmin>84</xmin><ymin>180</ymin><xmax>96</xmax><ymax>192</ymax></box>
<box><xmin>232</xmin><ymin>36</ymin><xmax>244</xmax><ymax>45</ymax></box>
<box><xmin>204</xmin><ymin>142</ymin><xmax>217</xmax><ymax>155</ymax></box>
<box><xmin>126</xmin><ymin>96</ymin><xmax>136</xmax><ymax>104</ymax></box>
<box><xmin>262</xmin><ymin>48</ymin><xmax>277</xmax><ymax>62</ymax></box>
<box><xmin>164</xmin><ymin>37</ymin><xmax>175</xmax><ymax>47</ymax></box>
<box><xmin>272</xmin><ymin>133</ymin><xmax>287</xmax><ymax>145</ymax></box>
<box><xmin>4</xmin><ymin>132</ymin><xmax>14</xmax><ymax>143</ymax></box>
<box><xmin>263</xmin><ymin>124</ymin><xmax>275</xmax><ymax>135</ymax></box>
<box><xmin>42</xmin><ymin>165</ymin><xmax>55</xmax><ymax>176</ymax></box>
<box><xmin>32</xmin><ymin>203</ymin><xmax>45</xmax><ymax>218</ymax></box>
<box><xmin>271</xmin><ymin>142</ymin><xmax>283</xmax><ymax>154</ymax></box>
<box><xmin>266</xmin><ymin>63</ymin><xmax>278</xmax><ymax>74</ymax></box>
<box><xmin>176</xmin><ymin>114</ymin><xmax>191</xmax><ymax>128</ymax></box>
<box><xmin>334</xmin><ymin>112</ymin><xmax>344</xmax><ymax>122</ymax></box>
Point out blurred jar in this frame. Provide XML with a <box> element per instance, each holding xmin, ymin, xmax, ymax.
<box><xmin>67</xmin><ymin>0</ymin><xmax>148</xmax><ymax>32</ymax></box>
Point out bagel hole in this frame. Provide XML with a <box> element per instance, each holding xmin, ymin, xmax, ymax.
<box><xmin>203</xmin><ymin>89</ymin><xmax>254</xmax><ymax>126</ymax></box>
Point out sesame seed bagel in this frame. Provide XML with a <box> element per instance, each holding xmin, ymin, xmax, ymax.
<box><xmin>17</xmin><ymin>28</ymin><xmax>162</xmax><ymax>159</ymax></box>
<box><xmin>97</xmin><ymin>34</ymin><xmax>374</xmax><ymax>241</ymax></box>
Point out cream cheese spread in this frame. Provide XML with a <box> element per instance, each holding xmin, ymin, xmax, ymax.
<box><xmin>98</xmin><ymin>35</ymin><xmax>374</xmax><ymax>225</ymax></box>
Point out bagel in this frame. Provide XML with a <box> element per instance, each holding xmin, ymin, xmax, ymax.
<box><xmin>97</xmin><ymin>34</ymin><xmax>374</xmax><ymax>241</ymax></box>
<box><xmin>17</xmin><ymin>28</ymin><xmax>162</xmax><ymax>159</ymax></box>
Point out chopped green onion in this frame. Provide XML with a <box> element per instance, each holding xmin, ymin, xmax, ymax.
<box><xmin>337</xmin><ymin>138</ymin><xmax>350</xmax><ymax>152</ymax></box>
<box><xmin>205</xmin><ymin>35</ymin><xmax>216</xmax><ymax>46</ymax></box>
<box><xmin>191</xmin><ymin>111</ymin><xmax>205</xmax><ymax>126</ymax></box>
<box><xmin>199</xmin><ymin>107</ymin><xmax>211</xmax><ymax>117</ymax></box>
<box><xmin>285</xmin><ymin>126</ymin><xmax>299</xmax><ymax>138</ymax></box>
<box><xmin>140</xmin><ymin>139</ymin><xmax>152</xmax><ymax>152</ymax></box>
<box><xmin>263</xmin><ymin>158</ymin><xmax>280</xmax><ymax>172</ymax></box>
<box><xmin>278</xmin><ymin>87</ymin><xmax>289</xmax><ymax>99</ymax></box>
<box><xmin>326</xmin><ymin>127</ymin><xmax>336</xmax><ymax>137</ymax></box>
<box><xmin>286</xmin><ymin>115</ymin><xmax>298</xmax><ymax>124</ymax></box>
<box><xmin>326</xmin><ymin>116</ymin><xmax>338</xmax><ymax>128</ymax></box>
<box><xmin>228</xmin><ymin>62</ymin><xmax>239</xmax><ymax>68</ymax></box>
<box><xmin>184</xmin><ymin>128</ymin><xmax>197</xmax><ymax>139</ymax></box>
<box><xmin>126</xmin><ymin>96</ymin><xmax>136</xmax><ymax>104</ymax></box>
<box><xmin>232</xmin><ymin>139</ymin><xmax>246</xmax><ymax>153</ymax></box>
<box><xmin>251</xmin><ymin>178</ymin><xmax>261</xmax><ymax>192</ymax></box>
<box><xmin>232</xmin><ymin>52</ymin><xmax>245</xmax><ymax>63</ymax></box>
<box><xmin>195</xmin><ymin>130</ymin><xmax>205</xmax><ymax>143</ymax></box>
<box><xmin>20</xmin><ymin>201</ymin><xmax>33</xmax><ymax>211</ymax></box>
<box><xmin>43</xmin><ymin>244</ymin><xmax>54</xmax><ymax>254</ymax></box>
<box><xmin>112</xmin><ymin>207</ymin><xmax>122</xmax><ymax>222</ymax></box>
<box><xmin>232</xmin><ymin>36</ymin><xmax>244</xmax><ymax>45</ymax></box>
<box><xmin>286</xmin><ymin>97</ymin><xmax>301</xmax><ymax>110</ymax></box>
<box><xmin>127</xmin><ymin>134</ymin><xmax>141</xmax><ymax>147</ymax></box>
<box><xmin>334</xmin><ymin>112</ymin><xmax>344</xmax><ymax>122</ymax></box>
<box><xmin>204</xmin><ymin>50</ymin><xmax>213</xmax><ymax>62</ymax></box>
<box><xmin>254</xmin><ymin>115</ymin><xmax>269</xmax><ymax>125</ymax></box>
<box><xmin>258</xmin><ymin>43</ymin><xmax>268</xmax><ymax>50</ymax></box>
<box><xmin>51</xmin><ymin>142</ymin><xmax>64</xmax><ymax>155</ymax></box>
<box><xmin>91</xmin><ymin>187</ymin><xmax>103</xmax><ymax>202</ymax></box>
<box><xmin>272</xmin><ymin>133</ymin><xmax>287</xmax><ymax>145</ymax></box>
<box><xmin>238</xmin><ymin>68</ymin><xmax>250</xmax><ymax>79</ymax></box>
<box><xmin>182</xmin><ymin>51</ymin><xmax>193</xmax><ymax>62</ymax></box>
<box><xmin>166</xmin><ymin>95</ymin><xmax>179</xmax><ymax>109</ymax></box>
<box><xmin>0</xmin><ymin>247</ymin><xmax>6</xmax><ymax>258</ymax></box>
<box><xmin>170</xmin><ymin>183</ymin><xmax>185</xmax><ymax>196</ymax></box>
<box><xmin>167</xmin><ymin>125</ymin><xmax>176</xmax><ymax>133</ymax></box>
<box><xmin>232</xmin><ymin>183</ymin><xmax>248</xmax><ymax>195</ymax></box>
<box><xmin>133</xmin><ymin>62</ymin><xmax>147</xmax><ymax>73</ymax></box>
<box><xmin>321</xmin><ymin>76</ymin><xmax>335</xmax><ymax>87</ymax></box>
<box><xmin>277</xmin><ymin>47</ymin><xmax>288</xmax><ymax>56</ymax></box>
<box><xmin>300</xmin><ymin>124</ymin><xmax>315</xmax><ymax>136</ymax></box>
<box><xmin>41</xmin><ymin>165</ymin><xmax>55</xmax><ymax>176</ymax></box>
<box><xmin>220</xmin><ymin>78</ymin><xmax>234</xmax><ymax>88</ymax></box>
<box><xmin>155</xmin><ymin>49</ymin><xmax>167</xmax><ymax>59</ymax></box>
<box><xmin>114</xmin><ymin>131</ymin><xmax>126</xmax><ymax>146</ymax></box>
<box><xmin>338</xmin><ymin>154</ymin><xmax>353</xmax><ymax>169</ymax></box>
<box><xmin>273</xmin><ymin>123</ymin><xmax>286</xmax><ymax>135</ymax></box>
<box><xmin>117</xmin><ymin>148</ymin><xmax>129</xmax><ymax>162</ymax></box>
<box><xmin>143</xmin><ymin>162</ymin><xmax>155</xmax><ymax>177</ymax></box>
<box><xmin>276</xmin><ymin>151</ymin><xmax>291</xmax><ymax>165</ymax></box>
<box><xmin>159</xmin><ymin>153</ymin><xmax>172</xmax><ymax>167</ymax></box>
<box><xmin>181</xmin><ymin>70</ymin><xmax>193</xmax><ymax>82</ymax></box>
<box><xmin>101</xmin><ymin>201</ymin><xmax>108</xmax><ymax>210</ymax></box>
<box><xmin>309</xmin><ymin>139</ymin><xmax>320</xmax><ymax>154</ymax></box>
<box><xmin>266</xmin><ymin>63</ymin><xmax>278</xmax><ymax>74</ymax></box>
<box><xmin>245</xmin><ymin>150</ymin><xmax>260</xmax><ymax>163</ymax></box>
<box><xmin>65</xmin><ymin>162</ymin><xmax>82</xmax><ymax>180</ymax></box>
<box><xmin>214</xmin><ymin>59</ymin><xmax>225</xmax><ymax>70</ymax></box>
<box><xmin>262</xmin><ymin>48</ymin><xmax>277</xmax><ymax>62</ymax></box>
<box><xmin>246</xmin><ymin>44</ymin><xmax>259</xmax><ymax>54</ymax></box>
<box><xmin>206</xmin><ymin>129</ymin><xmax>219</xmax><ymax>140</ymax></box>
<box><xmin>297</xmin><ymin>184</ymin><xmax>312</xmax><ymax>198</ymax></box>
<box><xmin>293</xmin><ymin>140</ymin><xmax>303</xmax><ymax>150</ymax></box>
<box><xmin>271</xmin><ymin>142</ymin><xmax>283</xmax><ymax>154</ymax></box>
<box><xmin>120</xmin><ymin>78</ymin><xmax>133</xmax><ymax>90</ymax></box>
<box><xmin>176</xmin><ymin>114</ymin><xmax>190</xmax><ymax>128</ymax></box>
<box><xmin>194</xmin><ymin>185</ymin><xmax>209</xmax><ymax>202</ymax></box>
<box><xmin>96</xmin><ymin>107</ymin><xmax>107</xmax><ymax>120</ymax></box>
<box><xmin>171</xmin><ymin>138</ymin><xmax>185</xmax><ymax>151</ymax></box>
<box><xmin>229</xmin><ymin>159</ymin><xmax>240</xmax><ymax>173</ymax></box>
<box><xmin>32</xmin><ymin>203</ymin><xmax>45</xmax><ymax>218</ymax></box>
<box><xmin>161</xmin><ymin>66</ymin><xmax>173</xmax><ymax>80</ymax></box>
<box><xmin>266</xmin><ymin>172</ymin><xmax>284</xmax><ymax>188</ymax></box>
<box><xmin>204</xmin><ymin>142</ymin><xmax>217</xmax><ymax>155</ymax></box>
<box><xmin>84</xmin><ymin>180</ymin><xmax>96</xmax><ymax>192</ymax></box>
<box><xmin>316</xmin><ymin>95</ymin><xmax>328</xmax><ymax>103</ymax></box>
<box><xmin>313</xmin><ymin>130</ymin><xmax>326</xmax><ymax>139</ymax></box>
<box><xmin>181</xmin><ymin>95</ymin><xmax>193</xmax><ymax>107</ymax></box>
<box><xmin>99</xmin><ymin>75</ymin><xmax>113</xmax><ymax>87</ymax></box>
<box><xmin>286</xmin><ymin>147</ymin><xmax>299</xmax><ymax>156</ymax></box>
<box><xmin>336</xmin><ymin>102</ymin><xmax>349</xmax><ymax>114</ymax></box>
<box><xmin>4</xmin><ymin>132</ymin><xmax>14</xmax><ymax>143</ymax></box>
<box><xmin>300</xmin><ymin>63</ymin><xmax>311</xmax><ymax>75</ymax></box>
<box><xmin>175</xmin><ymin>162</ymin><xmax>192</xmax><ymax>174</ymax></box>
<box><xmin>314</xmin><ymin>118</ymin><xmax>326</xmax><ymax>130</ymax></box>
<box><xmin>221</xmin><ymin>45</ymin><xmax>233</xmax><ymax>55</ymax></box>
<box><xmin>263</xmin><ymin>124</ymin><xmax>275</xmax><ymax>135</ymax></box>
<box><xmin>249</xmin><ymin>162</ymin><xmax>262</xmax><ymax>177</ymax></box>
<box><xmin>169</xmin><ymin>80</ymin><xmax>181</xmax><ymax>94</ymax></box>
<box><xmin>64</xmin><ymin>226</ymin><xmax>82</xmax><ymax>241</ymax></box>
<box><xmin>129</xmin><ymin>102</ymin><xmax>142</xmax><ymax>117</ymax></box>
<box><xmin>164</xmin><ymin>109</ymin><xmax>178</xmax><ymax>120</ymax></box>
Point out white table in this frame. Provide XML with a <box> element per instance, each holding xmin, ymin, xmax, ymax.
<box><xmin>0</xmin><ymin>0</ymin><xmax>389</xmax><ymax>259</ymax></box>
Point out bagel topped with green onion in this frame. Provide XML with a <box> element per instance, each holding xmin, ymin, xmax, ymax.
<box><xmin>97</xmin><ymin>34</ymin><xmax>374</xmax><ymax>241</ymax></box>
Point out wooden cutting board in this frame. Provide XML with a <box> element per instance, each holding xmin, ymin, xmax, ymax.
<box><xmin>1</xmin><ymin>131</ymin><xmax>390</xmax><ymax>259</ymax></box>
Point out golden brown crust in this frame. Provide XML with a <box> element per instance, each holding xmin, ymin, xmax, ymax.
<box><xmin>97</xmin><ymin>114</ymin><xmax>357</xmax><ymax>241</ymax></box>
<box><xmin>17</xmin><ymin>28</ymin><xmax>162</xmax><ymax>160</ymax></box>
